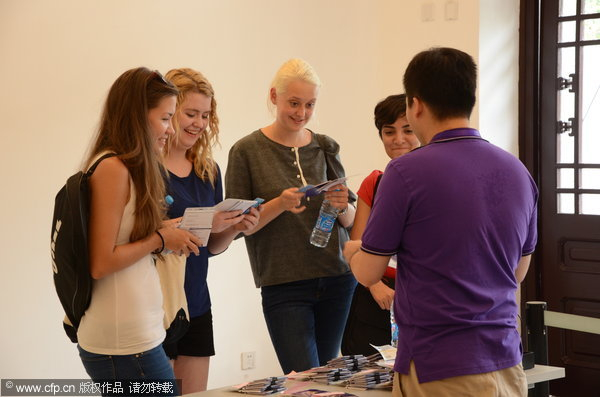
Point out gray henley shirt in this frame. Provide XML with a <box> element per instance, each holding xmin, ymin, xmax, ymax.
<box><xmin>225</xmin><ymin>129</ymin><xmax>354</xmax><ymax>287</ymax></box>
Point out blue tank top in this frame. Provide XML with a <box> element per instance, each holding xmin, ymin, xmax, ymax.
<box><xmin>166</xmin><ymin>166</ymin><xmax>223</xmax><ymax>318</ymax></box>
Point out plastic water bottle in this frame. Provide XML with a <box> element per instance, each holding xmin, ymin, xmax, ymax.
<box><xmin>390</xmin><ymin>300</ymin><xmax>399</xmax><ymax>348</ymax></box>
<box><xmin>309</xmin><ymin>200</ymin><xmax>339</xmax><ymax>247</ymax></box>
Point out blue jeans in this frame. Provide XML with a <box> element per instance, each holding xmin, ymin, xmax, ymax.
<box><xmin>261</xmin><ymin>273</ymin><xmax>357</xmax><ymax>373</ymax></box>
<box><xmin>77</xmin><ymin>345</ymin><xmax>177</xmax><ymax>396</ymax></box>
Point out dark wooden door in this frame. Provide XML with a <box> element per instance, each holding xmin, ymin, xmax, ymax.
<box><xmin>527</xmin><ymin>0</ymin><xmax>600</xmax><ymax>395</ymax></box>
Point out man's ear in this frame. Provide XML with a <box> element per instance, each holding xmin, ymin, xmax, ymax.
<box><xmin>269</xmin><ymin>87</ymin><xmax>277</xmax><ymax>105</ymax></box>
<box><xmin>411</xmin><ymin>96</ymin><xmax>425</xmax><ymax>118</ymax></box>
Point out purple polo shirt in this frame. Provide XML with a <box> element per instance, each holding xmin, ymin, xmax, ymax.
<box><xmin>361</xmin><ymin>128</ymin><xmax>538</xmax><ymax>382</ymax></box>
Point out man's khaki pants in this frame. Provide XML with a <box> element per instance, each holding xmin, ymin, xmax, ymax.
<box><xmin>392</xmin><ymin>361</ymin><xmax>527</xmax><ymax>397</ymax></box>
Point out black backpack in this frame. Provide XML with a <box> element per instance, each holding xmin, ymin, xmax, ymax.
<box><xmin>50</xmin><ymin>153</ymin><xmax>115</xmax><ymax>342</ymax></box>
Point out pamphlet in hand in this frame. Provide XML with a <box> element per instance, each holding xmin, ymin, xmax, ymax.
<box><xmin>178</xmin><ymin>198</ymin><xmax>263</xmax><ymax>246</ymax></box>
<box><xmin>299</xmin><ymin>177</ymin><xmax>348</xmax><ymax>197</ymax></box>
<box><xmin>213</xmin><ymin>198</ymin><xmax>264</xmax><ymax>213</ymax></box>
<box><xmin>179</xmin><ymin>207</ymin><xmax>215</xmax><ymax>247</ymax></box>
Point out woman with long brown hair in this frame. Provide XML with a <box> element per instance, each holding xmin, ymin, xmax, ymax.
<box><xmin>77</xmin><ymin>67</ymin><xmax>201</xmax><ymax>393</ymax></box>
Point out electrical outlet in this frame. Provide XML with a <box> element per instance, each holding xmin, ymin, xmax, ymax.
<box><xmin>241</xmin><ymin>351</ymin><xmax>255</xmax><ymax>370</ymax></box>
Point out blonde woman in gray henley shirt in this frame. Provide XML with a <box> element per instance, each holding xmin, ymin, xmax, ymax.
<box><xmin>225</xmin><ymin>59</ymin><xmax>356</xmax><ymax>373</ymax></box>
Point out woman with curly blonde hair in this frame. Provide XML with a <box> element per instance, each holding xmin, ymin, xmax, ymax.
<box><xmin>162</xmin><ymin>68</ymin><xmax>260</xmax><ymax>393</ymax></box>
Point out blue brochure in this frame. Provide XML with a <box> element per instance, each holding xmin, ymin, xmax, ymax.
<box><xmin>299</xmin><ymin>176</ymin><xmax>348</xmax><ymax>197</ymax></box>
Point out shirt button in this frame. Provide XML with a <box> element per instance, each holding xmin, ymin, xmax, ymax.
<box><xmin>293</xmin><ymin>161</ymin><xmax>297</xmax><ymax>165</ymax></box>
<box><xmin>297</xmin><ymin>175</ymin><xmax>301</xmax><ymax>178</ymax></box>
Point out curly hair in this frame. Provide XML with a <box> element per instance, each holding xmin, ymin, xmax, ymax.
<box><xmin>164</xmin><ymin>68</ymin><xmax>220</xmax><ymax>186</ymax></box>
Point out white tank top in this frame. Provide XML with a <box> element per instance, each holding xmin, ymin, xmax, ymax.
<box><xmin>77</xmin><ymin>154</ymin><xmax>165</xmax><ymax>355</ymax></box>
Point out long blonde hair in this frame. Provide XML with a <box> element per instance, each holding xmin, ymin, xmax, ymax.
<box><xmin>164</xmin><ymin>68</ymin><xmax>220</xmax><ymax>186</ymax></box>
<box><xmin>86</xmin><ymin>67</ymin><xmax>178</xmax><ymax>241</ymax></box>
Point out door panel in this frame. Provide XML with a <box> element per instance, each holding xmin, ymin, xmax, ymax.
<box><xmin>536</xmin><ymin>0</ymin><xmax>600</xmax><ymax>395</ymax></box>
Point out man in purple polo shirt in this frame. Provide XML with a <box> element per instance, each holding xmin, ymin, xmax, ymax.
<box><xmin>343</xmin><ymin>47</ymin><xmax>538</xmax><ymax>396</ymax></box>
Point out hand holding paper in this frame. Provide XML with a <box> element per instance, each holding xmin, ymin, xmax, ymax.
<box><xmin>178</xmin><ymin>198</ymin><xmax>264</xmax><ymax>246</ymax></box>
<box><xmin>323</xmin><ymin>184</ymin><xmax>350</xmax><ymax>212</ymax></box>
<box><xmin>179</xmin><ymin>207</ymin><xmax>215</xmax><ymax>246</ymax></box>
<box><xmin>299</xmin><ymin>176</ymin><xmax>348</xmax><ymax>197</ymax></box>
<box><xmin>211</xmin><ymin>210</ymin><xmax>244</xmax><ymax>233</ymax></box>
<box><xmin>234</xmin><ymin>206</ymin><xmax>261</xmax><ymax>234</ymax></box>
<box><xmin>278</xmin><ymin>188</ymin><xmax>306</xmax><ymax>213</ymax></box>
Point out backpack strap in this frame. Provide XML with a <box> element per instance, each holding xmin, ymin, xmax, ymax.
<box><xmin>314</xmin><ymin>133</ymin><xmax>339</xmax><ymax>182</ymax></box>
<box><xmin>373</xmin><ymin>172</ymin><xmax>383</xmax><ymax>200</ymax></box>
<box><xmin>313</xmin><ymin>132</ymin><xmax>357</xmax><ymax>204</ymax></box>
<box><xmin>86</xmin><ymin>153</ymin><xmax>117</xmax><ymax>176</ymax></box>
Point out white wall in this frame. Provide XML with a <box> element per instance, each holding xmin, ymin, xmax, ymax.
<box><xmin>0</xmin><ymin>0</ymin><xmax>517</xmax><ymax>389</ymax></box>
<box><xmin>479</xmin><ymin>0</ymin><xmax>520</xmax><ymax>155</ymax></box>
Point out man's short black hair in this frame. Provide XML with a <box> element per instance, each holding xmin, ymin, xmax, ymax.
<box><xmin>374</xmin><ymin>94</ymin><xmax>407</xmax><ymax>138</ymax></box>
<box><xmin>403</xmin><ymin>47</ymin><xmax>477</xmax><ymax>120</ymax></box>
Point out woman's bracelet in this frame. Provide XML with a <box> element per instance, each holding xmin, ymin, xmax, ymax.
<box><xmin>152</xmin><ymin>230</ymin><xmax>165</xmax><ymax>254</ymax></box>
